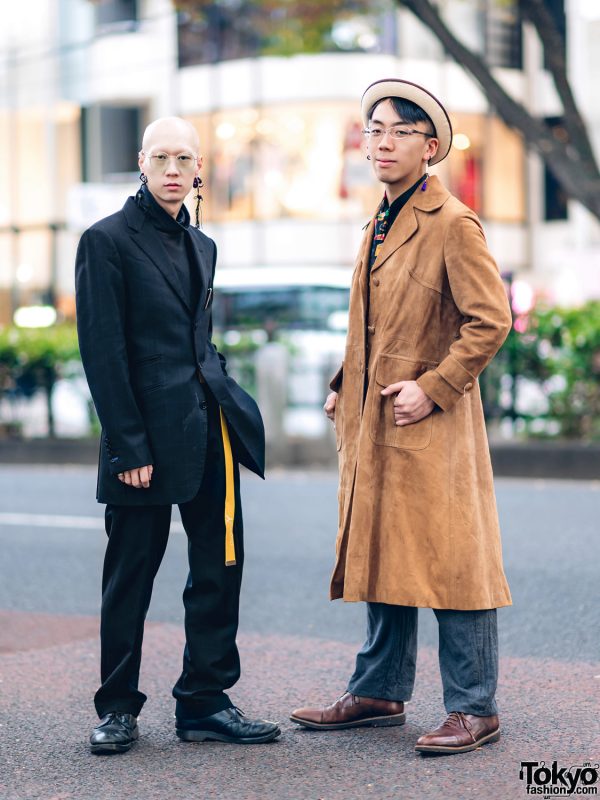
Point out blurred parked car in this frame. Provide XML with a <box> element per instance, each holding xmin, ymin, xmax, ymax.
<box><xmin>212</xmin><ymin>266</ymin><xmax>352</xmax><ymax>437</ymax></box>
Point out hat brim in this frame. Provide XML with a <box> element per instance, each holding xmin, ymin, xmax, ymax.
<box><xmin>361</xmin><ymin>79</ymin><xmax>453</xmax><ymax>166</ymax></box>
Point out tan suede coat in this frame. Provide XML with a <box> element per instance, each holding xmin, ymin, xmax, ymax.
<box><xmin>330</xmin><ymin>176</ymin><xmax>512</xmax><ymax>610</ymax></box>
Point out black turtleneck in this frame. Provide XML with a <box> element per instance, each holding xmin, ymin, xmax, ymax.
<box><xmin>136</xmin><ymin>185</ymin><xmax>201</xmax><ymax>312</ymax></box>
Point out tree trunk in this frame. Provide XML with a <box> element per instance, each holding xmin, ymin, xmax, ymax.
<box><xmin>519</xmin><ymin>0</ymin><xmax>596</xmax><ymax>167</ymax></box>
<box><xmin>398</xmin><ymin>0</ymin><xmax>600</xmax><ymax>222</ymax></box>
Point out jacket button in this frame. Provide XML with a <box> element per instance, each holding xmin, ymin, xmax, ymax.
<box><xmin>373</xmin><ymin>278</ymin><xmax>380</xmax><ymax>287</ymax></box>
<box><xmin>200</xmin><ymin>401</ymin><xmax>207</xmax><ymax>410</ymax></box>
<box><xmin>464</xmin><ymin>382</ymin><xmax>473</xmax><ymax>391</ymax></box>
<box><xmin>367</xmin><ymin>325</ymin><xmax>375</xmax><ymax>335</ymax></box>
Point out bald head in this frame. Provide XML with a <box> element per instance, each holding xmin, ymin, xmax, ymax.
<box><xmin>141</xmin><ymin>116</ymin><xmax>200</xmax><ymax>154</ymax></box>
<box><xmin>138</xmin><ymin>116</ymin><xmax>203</xmax><ymax>220</ymax></box>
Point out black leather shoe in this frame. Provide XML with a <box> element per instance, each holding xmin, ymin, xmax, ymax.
<box><xmin>90</xmin><ymin>712</ymin><xmax>139</xmax><ymax>754</ymax></box>
<box><xmin>176</xmin><ymin>707</ymin><xmax>281</xmax><ymax>744</ymax></box>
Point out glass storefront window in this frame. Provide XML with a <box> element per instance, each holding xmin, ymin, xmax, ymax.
<box><xmin>188</xmin><ymin>101</ymin><xmax>379</xmax><ymax>223</ymax></box>
<box><xmin>443</xmin><ymin>113</ymin><xmax>485</xmax><ymax>216</ymax></box>
<box><xmin>443</xmin><ymin>112</ymin><xmax>525</xmax><ymax>222</ymax></box>
<box><xmin>482</xmin><ymin>116</ymin><xmax>525</xmax><ymax>222</ymax></box>
<box><xmin>0</xmin><ymin>107</ymin><xmax>80</xmax><ymax>323</ymax></box>
<box><xmin>188</xmin><ymin>105</ymin><xmax>524</xmax><ymax>226</ymax></box>
<box><xmin>15</xmin><ymin>230</ymin><xmax>52</xmax><ymax>298</ymax></box>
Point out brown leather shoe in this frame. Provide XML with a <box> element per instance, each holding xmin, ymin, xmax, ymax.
<box><xmin>415</xmin><ymin>712</ymin><xmax>500</xmax><ymax>754</ymax></box>
<box><xmin>290</xmin><ymin>692</ymin><xmax>406</xmax><ymax>730</ymax></box>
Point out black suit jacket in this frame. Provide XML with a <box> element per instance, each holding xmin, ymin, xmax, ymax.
<box><xmin>75</xmin><ymin>195</ymin><xmax>265</xmax><ymax>506</ymax></box>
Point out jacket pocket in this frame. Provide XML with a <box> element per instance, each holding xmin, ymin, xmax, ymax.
<box><xmin>131</xmin><ymin>354</ymin><xmax>165</xmax><ymax>395</ymax></box>
<box><xmin>370</xmin><ymin>353</ymin><xmax>437</xmax><ymax>450</ymax></box>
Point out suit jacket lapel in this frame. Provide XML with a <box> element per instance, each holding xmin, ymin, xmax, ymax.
<box><xmin>187</xmin><ymin>230</ymin><xmax>212</xmax><ymax>320</ymax></box>
<box><xmin>130</xmin><ymin>223</ymin><xmax>191</xmax><ymax>312</ymax></box>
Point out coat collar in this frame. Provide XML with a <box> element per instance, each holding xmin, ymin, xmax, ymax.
<box><xmin>370</xmin><ymin>175</ymin><xmax>450</xmax><ymax>273</ymax></box>
<box><xmin>122</xmin><ymin>196</ymin><xmax>211</xmax><ymax>318</ymax></box>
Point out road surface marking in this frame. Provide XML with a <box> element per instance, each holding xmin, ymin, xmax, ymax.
<box><xmin>0</xmin><ymin>512</ymin><xmax>185</xmax><ymax>533</ymax></box>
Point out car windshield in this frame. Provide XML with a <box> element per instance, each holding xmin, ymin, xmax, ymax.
<box><xmin>212</xmin><ymin>286</ymin><xmax>349</xmax><ymax>331</ymax></box>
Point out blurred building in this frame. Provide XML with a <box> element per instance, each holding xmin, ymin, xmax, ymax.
<box><xmin>0</xmin><ymin>0</ymin><xmax>599</xmax><ymax>326</ymax></box>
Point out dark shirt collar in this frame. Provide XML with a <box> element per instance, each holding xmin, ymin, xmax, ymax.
<box><xmin>368</xmin><ymin>174</ymin><xmax>427</xmax><ymax>270</ymax></box>
<box><xmin>380</xmin><ymin>173</ymin><xmax>427</xmax><ymax>221</ymax></box>
<box><xmin>136</xmin><ymin>183</ymin><xmax>190</xmax><ymax>234</ymax></box>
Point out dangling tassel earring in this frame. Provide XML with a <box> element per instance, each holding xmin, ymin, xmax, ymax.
<box><xmin>136</xmin><ymin>172</ymin><xmax>148</xmax><ymax>202</ymax></box>
<box><xmin>193</xmin><ymin>176</ymin><xmax>204</xmax><ymax>229</ymax></box>
<box><xmin>421</xmin><ymin>161</ymin><xmax>429</xmax><ymax>191</ymax></box>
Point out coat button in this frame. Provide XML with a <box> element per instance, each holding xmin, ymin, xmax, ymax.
<box><xmin>367</xmin><ymin>325</ymin><xmax>375</xmax><ymax>335</ymax></box>
<box><xmin>200</xmin><ymin>401</ymin><xmax>207</xmax><ymax>410</ymax></box>
<box><xmin>464</xmin><ymin>382</ymin><xmax>473</xmax><ymax>391</ymax></box>
<box><xmin>373</xmin><ymin>278</ymin><xmax>380</xmax><ymax>287</ymax></box>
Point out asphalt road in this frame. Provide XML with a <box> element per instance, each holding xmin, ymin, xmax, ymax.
<box><xmin>0</xmin><ymin>465</ymin><xmax>598</xmax><ymax>800</ymax></box>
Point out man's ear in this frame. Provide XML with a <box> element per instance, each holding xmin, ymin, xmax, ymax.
<box><xmin>426</xmin><ymin>137</ymin><xmax>439</xmax><ymax>162</ymax></box>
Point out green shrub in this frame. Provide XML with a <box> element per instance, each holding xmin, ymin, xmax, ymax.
<box><xmin>483</xmin><ymin>301</ymin><xmax>600</xmax><ymax>440</ymax></box>
<box><xmin>514</xmin><ymin>301</ymin><xmax>600</xmax><ymax>439</ymax></box>
<box><xmin>2</xmin><ymin>303</ymin><xmax>599</xmax><ymax>440</ymax></box>
<box><xmin>0</xmin><ymin>324</ymin><xmax>80</xmax><ymax>437</ymax></box>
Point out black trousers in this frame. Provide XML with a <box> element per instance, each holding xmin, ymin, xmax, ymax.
<box><xmin>94</xmin><ymin>389</ymin><xmax>244</xmax><ymax>719</ymax></box>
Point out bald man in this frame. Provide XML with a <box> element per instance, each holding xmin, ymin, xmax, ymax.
<box><xmin>76</xmin><ymin>117</ymin><xmax>280</xmax><ymax>753</ymax></box>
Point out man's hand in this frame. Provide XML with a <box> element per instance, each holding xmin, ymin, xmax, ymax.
<box><xmin>324</xmin><ymin>391</ymin><xmax>338</xmax><ymax>423</ymax></box>
<box><xmin>381</xmin><ymin>380</ymin><xmax>434</xmax><ymax>426</ymax></box>
<box><xmin>118</xmin><ymin>465</ymin><xmax>154</xmax><ymax>489</ymax></box>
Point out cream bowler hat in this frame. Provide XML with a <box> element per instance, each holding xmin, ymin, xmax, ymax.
<box><xmin>361</xmin><ymin>78</ymin><xmax>453</xmax><ymax>166</ymax></box>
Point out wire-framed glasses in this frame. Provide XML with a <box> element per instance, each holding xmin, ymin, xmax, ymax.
<box><xmin>363</xmin><ymin>127</ymin><xmax>434</xmax><ymax>141</ymax></box>
<box><xmin>145</xmin><ymin>152</ymin><xmax>198</xmax><ymax>172</ymax></box>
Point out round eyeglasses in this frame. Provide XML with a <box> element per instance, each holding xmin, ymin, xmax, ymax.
<box><xmin>145</xmin><ymin>152</ymin><xmax>198</xmax><ymax>172</ymax></box>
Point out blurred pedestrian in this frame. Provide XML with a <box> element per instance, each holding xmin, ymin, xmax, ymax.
<box><xmin>291</xmin><ymin>80</ymin><xmax>512</xmax><ymax>755</ymax></box>
<box><xmin>76</xmin><ymin>117</ymin><xmax>280</xmax><ymax>753</ymax></box>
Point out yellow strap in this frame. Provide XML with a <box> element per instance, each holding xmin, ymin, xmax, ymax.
<box><xmin>219</xmin><ymin>408</ymin><xmax>236</xmax><ymax>566</ymax></box>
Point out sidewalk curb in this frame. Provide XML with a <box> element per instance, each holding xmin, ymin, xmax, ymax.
<box><xmin>0</xmin><ymin>437</ymin><xmax>598</xmax><ymax>479</ymax></box>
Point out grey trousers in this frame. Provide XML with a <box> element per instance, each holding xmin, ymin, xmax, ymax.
<box><xmin>347</xmin><ymin>603</ymin><xmax>499</xmax><ymax>717</ymax></box>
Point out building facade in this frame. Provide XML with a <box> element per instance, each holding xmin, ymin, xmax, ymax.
<box><xmin>0</xmin><ymin>0</ymin><xmax>598</xmax><ymax>326</ymax></box>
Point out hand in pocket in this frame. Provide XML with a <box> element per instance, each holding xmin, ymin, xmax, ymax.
<box><xmin>381</xmin><ymin>380</ymin><xmax>434</xmax><ymax>426</ymax></box>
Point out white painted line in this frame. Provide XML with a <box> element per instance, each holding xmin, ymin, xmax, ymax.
<box><xmin>0</xmin><ymin>512</ymin><xmax>185</xmax><ymax>533</ymax></box>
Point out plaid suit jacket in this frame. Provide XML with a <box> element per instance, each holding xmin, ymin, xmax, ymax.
<box><xmin>75</xmin><ymin>196</ymin><xmax>265</xmax><ymax>506</ymax></box>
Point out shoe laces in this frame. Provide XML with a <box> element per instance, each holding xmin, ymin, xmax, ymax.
<box><xmin>445</xmin><ymin>711</ymin><xmax>468</xmax><ymax>730</ymax></box>
<box><xmin>104</xmin><ymin>711</ymin><xmax>132</xmax><ymax>725</ymax></box>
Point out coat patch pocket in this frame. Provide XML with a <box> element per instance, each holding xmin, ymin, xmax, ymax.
<box><xmin>370</xmin><ymin>353</ymin><xmax>437</xmax><ymax>450</ymax></box>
